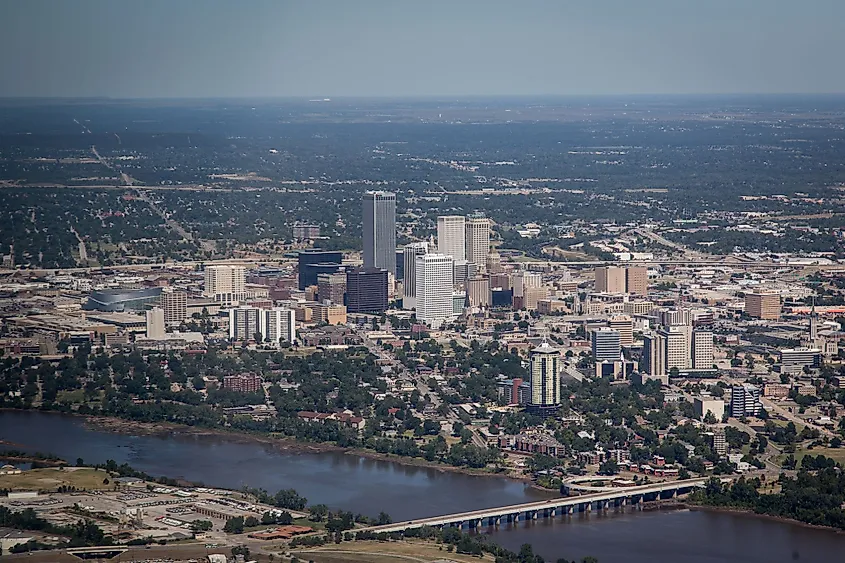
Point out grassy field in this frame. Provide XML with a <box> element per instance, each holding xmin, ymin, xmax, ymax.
<box><xmin>56</xmin><ymin>389</ymin><xmax>86</xmax><ymax>403</ymax></box>
<box><xmin>292</xmin><ymin>540</ymin><xmax>496</xmax><ymax>563</ymax></box>
<box><xmin>0</xmin><ymin>467</ymin><xmax>113</xmax><ymax>492</ymax></box>
<box><xmin>791</xmin><ymin>446</ymin><xmax>845</xmax><ymax>465</ymax></box>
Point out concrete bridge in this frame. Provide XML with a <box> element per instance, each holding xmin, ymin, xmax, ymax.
<box><xmin>361</xmin><ymin>478</ymin><xmax>708</xmax><ymax>534</ymax></box>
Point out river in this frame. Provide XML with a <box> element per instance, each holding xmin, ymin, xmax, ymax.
<box><xmin>1</xmin><ymin>410</ymin><xmax>844</xmax><ymax>563</ymax></box>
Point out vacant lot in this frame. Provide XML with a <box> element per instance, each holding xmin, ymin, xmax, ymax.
<box><xmin>0</xmin><ymin>467</ymin><xmax>112</xmax><ymax>492</ymax></box>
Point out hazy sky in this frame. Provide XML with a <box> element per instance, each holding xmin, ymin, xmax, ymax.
<box><xmin>2</xmin><ymin>0</ymin><xmax>844</xmax><ymax>98</ymax></box>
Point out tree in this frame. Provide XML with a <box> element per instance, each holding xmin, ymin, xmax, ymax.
<box><xmin>190</xmin><ymin>520</ymin><xmax>212</xmax><ymax>532</ymax></box>
<box><xmin>376</xmin><ymin>511</ymin><xmax>392</xmax><ymax>525</ymax></box>
<box><xmin>244</xmin><ymin>516</ymin><xmax>259</xmax><ymax>528</ymax></box>
<box><xmin>231</xmin><ymin>545</ymin><xmax>250</xmax><ymax>559</ymax></box>
<box><xmin>309</xmin><ymin>504</ymin><xmax>329</xmax><ymax>522</ymax></box>
<box><xmin>274</xmin><ymin>489</ymin><xmax>307</xmax><ymax>510</ymax></box>
<box><xmin>223</xmin><ymin>516</ymin><xmax>244</xmax><ymax>534</ymax></box>
<box><xmin>599</xmin><ymin>459</ymin><xmax>619</xmax><ymax>475</ymax></box>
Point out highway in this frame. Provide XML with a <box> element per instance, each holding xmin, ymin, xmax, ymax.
<box><xmin>3</xmin><ymin>256</ymin><xmax>842</xmax><ymax>279</ymax></box>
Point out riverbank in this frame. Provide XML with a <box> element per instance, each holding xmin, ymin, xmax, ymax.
<box><xmin>686</xmin><ymin>502</ymin><xmax>845</xmax><ymax>535</ymax></box>
<box><xmin>0</xmin><ymin>455</ymin><xmax>66</xmax><ymax>467</ymax></box>
<box><xmin>79</xmin><ymin>413</ymin><xmax>535</xmax><ymax>484</ymax></box>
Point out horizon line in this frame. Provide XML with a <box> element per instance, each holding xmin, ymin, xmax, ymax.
<box><xmin>2</xmin><ymin>92</ymin><xmax>845</xmax><ymax>102</ymax></box>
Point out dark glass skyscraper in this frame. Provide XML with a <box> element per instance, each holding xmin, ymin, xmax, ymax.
<box><xmin>346</xmin><ymin>267</ymin><xmax>388</xmax><ymax>313</ymax></box>
<box><xmin>362</xmin><ymin>191</ymin><xmax>396</xmax><ymax>276</ymax></box>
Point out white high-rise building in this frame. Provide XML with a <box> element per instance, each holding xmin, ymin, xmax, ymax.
<box><xmin>437</xmin><ymin>215</ymin><xmax>466</xmax><ymax>261</ymax></box>
<box><xmin>160</xmin><ymin>289</ymin><xmax>187</xmax><ymax>326</ymax></box>
<box><xmin>660</xmin><ymin>326</ymin><xmax>690</xmax><ymax>371</ymax></box>
<box><xmin>402</xmin><ymin>242</ymin><xmax>429</xmax><ymax>310</ymax></box>
<box><xmin>261</xmin><ymin>307</ymin><xmax>296</xmax><ymax>346</ymax></box>
<box><xmin>415</xmin><ymin>253</ymin><xmax>455</xmax><ymax>328</ymax></box>
<box><xmin>204</xmin><ymin>265</ymin><xmax>246</xmax><ymax>304</ymax></box>
<box><xmin>731</xmin><ymin>384</ymin><xmax>762</xmax><ymax>417</ymax></box>
<box><xmin>528</xmin><ymin>341</ymin><xmax>561</xmax><ymax>416</ymax></box>
<box><xmin>692</xmin><ymin>330</ymin><xmax>715</xmax><ymax>370</ymax></box>
<box><xmin>363</xmin><ymin>191</ymin><xmax>397</xmax><ymax>276</ymax></box>
<box><xmin>145</xmin><ymin>307</ymin><xmax>165</xmax><ymax>340</ymax></box>
<box><xmin>465</xmin><ymin>216</ymin><xmax>491</xmax><ymax>273</ymax></box>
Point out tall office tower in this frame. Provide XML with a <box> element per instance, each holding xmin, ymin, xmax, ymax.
<box><xmin>160</xmin><ymin>289</ymin><xmax>187</xmax><ymax>326</ymax></box>
<box><xmin>346</xmin><ymin>268</ymin><xmax>389</xmax><ymax>313</ymax></box>
<box><xmin>465</xmin><ymin>216</ymin><xmax>491</xmax><ymax>273</ymax></box>
<box><xmin>692</xmin><ymin>330</ymin><xmax>715</xmax><ymax>370</ymax></box>
<box><xmin>415</xmin><ymin>253</ymin><xmax>455</xmax><ymax>328</ymax></box>
<box><xmin>527</xmin><ymin>341</ymin><xmax>562</xmax><ymax>416</ymax></box>
<box><xmin>641</xmin><ymin>332</ymin><xmax>667</xmax><ymax>377</ymax></box>
<box><xmin>731</xmin><ymin>384</ymin><xmax>761</xmax><ymax>418</ymax></box>
<box><xmin>591</xmin><ymin>327</ymin><xmax>622</xmax><ymax>362</ymax></box>
<box><xmin>228</xmin><ymin>306</ymin><xmax>261</xmax><ymax>341</ymax></box>
<box><xmin>402</xmin><ymin>242</ymin><xmax>429</xmax><ymax>309</ymax></box>
<box><xmin>452</xmin><ymin>259</ymin><xmax>477</xmax><ymax>290</ymax></box>
<box><xmin>362</xmin><ymin>191</ymin><xmax>396</xmax><ymax>276</ymax></box>
<box><xmin>745</xmin><ymin>290</ymin><xmax>781</xmax><ymax>320</ymax></box>
<box><xmin>486</xmin><ymin>250</ymin><xmax>502</xmax><ymax>274</ymax></box>
<box><xmin>467</xmin><ymin>276</ymin><xmax>491</xmax><ymax>308</ymax></box>
<box><xmin>660</xmin><ymin>326</ymin><xmax>690</xmax><ymax>371</ymax></box>
<box><xmin>261</xmin><ymin>307</ymin><xmax>296</xmax><ymax>345</ymax></box>
<box><xmin>297</xmin><ymin>249</ymin><xmax>343</xmax><ymax>290</ymax></box>
<box><xmin>204</xmin><ymin>265</ymin><xmax>246</xmax><ymax>303</ymax></box>
<box><xmin>595</xmin><ymin>266</ymin><xmax>626</xmax><ymax>293</ymax></box>
<box><xmin>145</xmin><ymin>307</ymin><xmax>165</xmax><ymax>339</ymax></box>
<box><xmin>625</xmin><ymin>266</ymin><xmax>649</xmax><ymax>296</ymax></box>
<box><xmin>608</xmin><ymin>315</ymin><xmax>634</xmax><ymax>347</ymax></box>
<box><xmin>437</xmin><ymin>215</ymin><xmax>466</xmax><ymax>261</ymax></box>
<box><xmin>317</xmin><ymin>272</ymin><xmax>346</xmax><ymax>305</ymax></box>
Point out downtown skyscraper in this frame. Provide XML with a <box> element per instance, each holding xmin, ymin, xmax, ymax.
<box><xmin>362</xmin><ymin>191</ymin><xmax>397</xmax><ymax>276</ymax></box>
<box><xmin>465</xmin><ymin>215</ymin><xmax>491</xmax><ymax>273</ymax></box>
<box><xmin>437</xmin><ymin>215</ymin><xmax>466</xmax><ymax>261</ymax></box>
